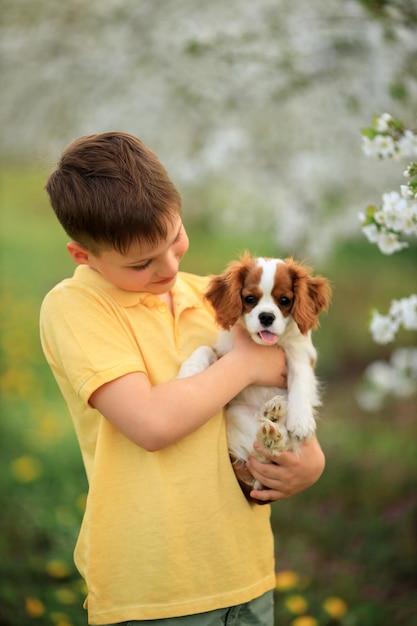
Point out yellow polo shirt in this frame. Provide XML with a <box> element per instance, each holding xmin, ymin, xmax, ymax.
<box><xmin>40</xmin><ymin>265</ymin><xmax>275</xmax><ymax>625</ymax></box>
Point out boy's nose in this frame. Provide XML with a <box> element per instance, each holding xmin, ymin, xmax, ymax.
<box><xmin>160</xmin><ymin>250</ymin><xmax>180</xmax><ymax>276</ymax></box>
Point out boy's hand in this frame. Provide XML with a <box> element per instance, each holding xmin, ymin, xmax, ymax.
<box><xmin>246</xmin><ymin>435</ymin><xmax>325</xmax><ymax>502</ymax></box>
<box><xmin>232</xmin><ymin>325</ymin><xmax>288</xmax><ymax>388</ymax></box>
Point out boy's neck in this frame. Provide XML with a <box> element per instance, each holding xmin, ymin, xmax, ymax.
<box><xmin>158</xmin><ymin>291</ymin><xmax>173</xmax><ymax>312</ymax></box>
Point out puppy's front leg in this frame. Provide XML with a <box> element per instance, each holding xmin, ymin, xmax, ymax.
<box><xmin>285</xmin><ymin>361</ymin><xmax>317</xmax><ymax>440</ymax></box>
<box><xmin>178</xmin><ymin>346</ymin><xmax>218</xmax><ymax>378</ymax></box>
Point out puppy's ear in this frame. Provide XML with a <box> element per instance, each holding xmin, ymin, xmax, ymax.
<box><xmin>307</xmin><ymin>275</ymin><xmax>332</xmax><ymax>317</ymax></box>
<box><xmin>206</xmin><ymin>252</ymin><xmax>253</xmax><ymax>329</ymax></box>
<box><xmin>286</xmin><ymin>258</ymin><xmax>331</xmax><ymax>335</ymax></box>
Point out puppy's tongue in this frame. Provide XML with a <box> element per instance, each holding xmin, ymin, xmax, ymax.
<box><xmin>259</xmin><ymin>330</ymin><xmax>278</xmax><ymax>345</ymax></box>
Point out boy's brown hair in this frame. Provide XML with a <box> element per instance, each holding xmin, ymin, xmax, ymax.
<box><xmin>45</xmin><ymin>132</ymin><xmax>182</xmax><ymax>254</ymax></box>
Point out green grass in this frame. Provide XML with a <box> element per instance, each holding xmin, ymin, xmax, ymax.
<box><xmin>1</xmin><ymin>167</ymin><xmax>416</xmax><ymax>625</ymax></box>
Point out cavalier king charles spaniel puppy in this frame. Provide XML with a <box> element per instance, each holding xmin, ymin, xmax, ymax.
<box><xmin>179</xmin><ymin>252</ymin><xmax>331</xmax><ymax>489</ymax></box>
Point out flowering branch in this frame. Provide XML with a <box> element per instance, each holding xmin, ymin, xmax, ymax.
<box><xmin>361</xmin><ymin>112</ymin><xmax>417</xmax><ymax>160</ymax></box>
<box><xmin>360</xmin><ymin>114</ymin><xmax>417</xmax><ymax>255</ymax></box>
<box><xmin>357</xmin><ymin>113</ymin><xmax>417</xmax><ymax>410</ymax></box>
<box><xmin>369</xmin><ymin>295</ymin><xmax>417</xmax><ymax>344</ymax></box>
<box><xmin>357</xmin><ymin>348</ymin><xmax>417</xmax><ymax>412</ymax></box>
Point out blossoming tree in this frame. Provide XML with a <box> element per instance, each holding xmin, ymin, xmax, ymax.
<box><xmin>357</xmin><ymin>113</ymin><xmax>417</xmax><ymax>410</ymax></box>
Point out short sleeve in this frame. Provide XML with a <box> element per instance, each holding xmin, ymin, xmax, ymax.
<box><xmin>40</xmin><ymin>282</ymin><xmax>146</xmax><ymax>403</ymax></box>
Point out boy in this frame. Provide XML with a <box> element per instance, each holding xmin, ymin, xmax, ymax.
<box><xmin>40</xmin><ymin>132</ymin><xmax>325</xmax><ymax>626</ymax></box>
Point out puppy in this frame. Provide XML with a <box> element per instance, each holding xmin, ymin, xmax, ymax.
<box><xmin>178</xmin><ymin>252</ymin><xmax>331</xmax><ymax>489</ymax></box>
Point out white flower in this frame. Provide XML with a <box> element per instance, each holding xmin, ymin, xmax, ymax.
<box><xmin>397</xmin><ymin>130</ymin><xmax>417</xmax><ymax>158</ymax></box>
<box><xmin>400</xmin><ymin>184</ymin><xmax>413</xmax><ymax>199</ymax></box>
<box><xmin>385</xmin><ymin>203</ymin><xmax>412</xmax><ymax>233</ymax></box>
<box><xmin>379</xmin><ymin>189</ymin><xmax>417</xmax><ymax>235</ymax></box>
<box><xmin>390</xmin><ymin>347</ymin><xmax>417</xmax><ymax>397</ymax></box>
<box><xmin>356</xmin><ymin>387</ymin><xmax>385</xmax><ymax>412</ymax></box>
<box><xmin>374</xmin><ymin>134</ymin><xmax>396</xmax><ymax>159</ymax></box>
<box><xmin>381</xmin><ymin>190</ymin><xmax>408</xmax><ymax>214</ymax></box>
<box><xmin>373</xmin><ymin>209</ymin><xmax>386</xmax><ymax>226</ymax></box>
<box><xmin>366</xmin><ymin>359</ymin><xmax>395</xmax><ymax>390</ymax></box>
<box><xmin>369</xmin><ymin>311</ymin><xmax>399</xmax><ymax>344</ymax></box>
<box><xmin>401</xmin><ymin>207</ymin><xmax>417</xmax><ymax>235</ymax></box>
<box><xmin>388</xmin><ymin>295</ymin><xmax>417</xmax><ymax>330</ymax></box>
<box><xmin>398</xmin><ymin>295</ymin><xmax>417</xmax><ymax>330</ymax></box>
<box><xmin>361</xmin><ymin>132</ymin><xmax>397</xmax><ymax>159</ymax></box>
<box><xmin>356</xmin><ymin>360</ymin><xmax>392</xmax><ymax>411</ymax></box>
<box><xmin>362</xmin><ymin>136</ymin><xmax>378</xmax><ymax>158</ymax></box>
<box><xmin>375</xmin><ymin>113</ymin><xmax>393</xmax><ymax>132</ymax></box>
<box><xmin>358</xmin><ymin>347</ymin><xmax>417</xmax><ymax>411</ymax></box>
<box><xmin>389</xmin><ymin>298</ymin><xmax>404</xmax><ymax>321</ymax></box>
<box><xmin>407</xmin><ymin>202</ymin><xmax>417</xmax><ymax>233</ymax></box>
<box><xmin>361</xmin><ymin>222</ymin><xmax>380</xmax><ymax>243</ymax></box>
<box><xmin>391</xmin><ymin>347</ymin><xmax>417</xmax><ymax>375</ymax></box>
<box><xmin>376</xmin><ymin>230</ymin><xmax>409</xmax><ymax>255</ymax></box>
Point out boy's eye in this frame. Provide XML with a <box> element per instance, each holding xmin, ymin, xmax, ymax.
<box><xmin>131</xmin><ymin>260</ymin><xmax>152</xmax><ymax>271</ymax></box>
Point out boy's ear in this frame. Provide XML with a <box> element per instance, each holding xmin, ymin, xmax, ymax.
<box><xmin>66</xmin><ymin>242</ymin><xmax>93</xmax><ymax>266</ymax></box>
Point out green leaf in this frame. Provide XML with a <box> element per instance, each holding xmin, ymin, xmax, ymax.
<box><xmin>390</xmin><ymin>117</ymin><xmax>405</xmax><ymax>132</ymax></box>
<box><xmin>365</xmin><ymin>204</ymin><xmax>378</xmax><ymax>220</ymax></box>
<box><xmin>361</xmin><ymin>127</ymin><xmax>378</xmax><ymax>140</ymax></box>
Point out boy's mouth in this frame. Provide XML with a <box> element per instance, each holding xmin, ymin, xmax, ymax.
<box><xmin>155</xmin><ymin>275</ymin><xmax>176</xmax><ymax>285</ymax></box>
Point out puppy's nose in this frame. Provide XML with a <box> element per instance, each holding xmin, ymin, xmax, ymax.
<box><xmin>259</xmin><ymin>312</ymin><xmax>275</xmax><ymax>327</ymax></box>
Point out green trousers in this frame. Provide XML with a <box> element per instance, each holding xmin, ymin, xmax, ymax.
<box><xmin>105</xmin><ymin>590</ymin><xmax>274</xmax><ymax>626</ymax></box>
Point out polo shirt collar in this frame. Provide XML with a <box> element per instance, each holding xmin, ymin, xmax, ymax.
<box><xmin>73</xmin><ymin>265</ymin><xmax>202</xmax><ymax>310</ymax></box>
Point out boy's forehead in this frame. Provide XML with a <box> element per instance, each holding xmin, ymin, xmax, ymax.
<box><xmin>124</xmin><ymin>216</ymin><xmax>183</xmax><ymax>261</ymax></box>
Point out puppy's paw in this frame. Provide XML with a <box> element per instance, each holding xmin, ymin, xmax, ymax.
<box><xmin>177</xmin><ymin>346</ymin><xmax>217</xmax><ymax>378</ymax></box>
<box><xmin>260</xmin><ymin>395</ymin><xmax>287</xmax><ymax>423</ymax></box>
<box><xmin>256</xmin><ymin>418</ymin><xmax>289</xmax><ymax>457</ymax></box>
<box><xmin>252</xmin><ymin>479</ymin><xmax>264</xmax><ymax>491</ymax></box>
<box><xmin>286</xmin><ymin>411</ymin><xmax>316</xmax><ymax>442</ymax></box>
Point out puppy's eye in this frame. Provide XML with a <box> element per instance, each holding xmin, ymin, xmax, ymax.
<box><xmin>243</xmin><ymin>295</ymin><xmax>257</xmax><ymax>306</ymax></box>
<box><xmin>279</xmin><ymin>296</ymin><xmax>292</xmax><ymax>306</ymax></box>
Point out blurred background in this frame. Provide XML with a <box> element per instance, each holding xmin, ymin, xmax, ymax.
<box><xmin>1</xmin><ymin>1</ymin><xmax>416</xmax><ymax>624</ymax></box>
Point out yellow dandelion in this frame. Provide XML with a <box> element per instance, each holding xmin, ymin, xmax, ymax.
<box><xmin>285</xmin><ymin>594</ymin><xmax>309</xmax><ymax>615</ymax></box>
<box><xmin>46</xmin><ymin>560</ymin><xmax>71</xmax><ymax>579</ymax></box>
<box><xmin>25</xmin><ymin>596</ymin><xmax>45</xmax><ymax>617</ymax></box>
<box><xmin>275</xmin><ymin>570</ymin><xmax>300</xmax><ymax>591</ymax></box>
<box><xmin>323</xmin><ymin>596</ymin><xmax>348</xmax><ymax>619</ymax></box>
<box><xmin>291</xmin><ymin>616</ymin><xmax>318</xmax><ymax>626</ymax></box>
<box><xmin>55</xmin><ymin>587</ymin><xmax>77</xmax><ymax>604</ymax></box>
<box><xmin>74</xmin><ymin>578</ymin><xmax>88</xmax><ymax>595</ymax></box>
<box><xmin>0</xmin><ymin>366</ymin><xmax>36</xmax><ymax>398</ymax></box>
<box><xmin>50</xmin><ymin>613</ymin><xmax>73</xmax><ymax>626</ymax></box>
<box><xmin>37</xmin><ymin>413</ymin><xmax>66</xmax><ymax>442</ymax></box>
<box><xmin>1</xmin><ymin>329</ymin><xmax>30</xmax><ymax>359</ymax></box>
<box><xmin>11</xmin><ymin>455</ymin><xmax>42</xmax><ymax>482</ymax></box>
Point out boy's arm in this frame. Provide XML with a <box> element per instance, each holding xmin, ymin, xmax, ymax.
<box><xmin>90</xmin><ymin>336</ymin><xmax>287</xmax><ymax>451</ymax></box>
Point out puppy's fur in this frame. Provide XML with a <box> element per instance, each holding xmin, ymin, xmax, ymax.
<box><xmin>179</xmin><ymin>253</ymin><xmax>331</xmax><ymax>489</ymax></box>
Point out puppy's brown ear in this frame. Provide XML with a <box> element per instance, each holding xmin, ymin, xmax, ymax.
<box><xmin>286</xmin><ymin>258</ymin><xmax>331</xmax><ymax>335</ymax></box>
<box><xmin>307</xmin><ymin>275</ymin><xmax>332</xmax><ymax>317</ymax></box>
<box><xmin>206</xmin><ymin>252</ymin><xmax>253</xmax><ymax>329</ymax></box>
